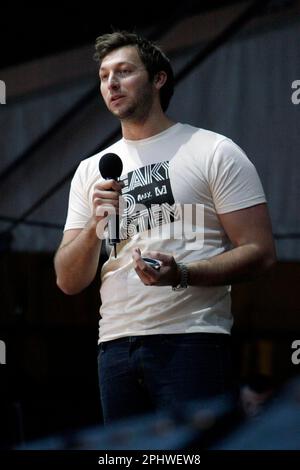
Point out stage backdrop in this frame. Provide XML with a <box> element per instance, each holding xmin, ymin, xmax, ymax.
<box><xmin>0</xmin><ymin>13</ymin><xmax>299</xmax><ymax>259</ymax></box>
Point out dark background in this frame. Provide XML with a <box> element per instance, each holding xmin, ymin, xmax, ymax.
<box><xmin>1</xmin><ymin>0</ymin><xmax>300</xmax><ymax>450</ymax></box>
<box><xmin>0</xmin><ymin>2</ymin><xmax>242</xmax><ymax>68</ymax></box>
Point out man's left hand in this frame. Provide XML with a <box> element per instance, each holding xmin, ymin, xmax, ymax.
<box><xmin>132</xmin><ymin>248</ymin><xmax>180</xmax><ymax>287</ymax></box>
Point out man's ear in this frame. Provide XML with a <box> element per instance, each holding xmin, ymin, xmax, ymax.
<box><xmin>154</xmin><ymin>71</ymin><xmax>167</xmax><ymax>89</ymax></box>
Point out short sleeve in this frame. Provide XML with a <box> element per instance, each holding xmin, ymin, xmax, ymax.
<box><xmin>208</xmin><ymin>139</ymin><xmax>266</xmax><ymax>214</ymax></box>
<box><xmin>64</xmin><ymin>162</ymin><xmax>92</xmax><ymax>231</ymax></box>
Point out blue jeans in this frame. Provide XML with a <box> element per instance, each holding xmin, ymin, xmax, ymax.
<box><xmin>97</xmin><ymin>333</ymin><xmax>237</xmax><ymax>424</ymax></box>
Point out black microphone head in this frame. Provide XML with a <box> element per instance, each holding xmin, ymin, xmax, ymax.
<box><xmin>99</xmin><ymin>153</ymin><xmax>123</xmax><ymax>180</ymax></box>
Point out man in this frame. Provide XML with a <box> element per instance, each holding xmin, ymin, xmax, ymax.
<box><xmin>54</xmin><ymin>31</ymin><xmax>276</xmax><ymax>424</ymax></box>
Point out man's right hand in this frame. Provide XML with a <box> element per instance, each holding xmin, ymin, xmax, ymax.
<box><xmin>55</xmin><ymin>181</ymin><xmax>124</xmax><ymax>296</ymax></box>
<box><xmin>92</xmin><ymin>179</ymin><xmax>124</xmax><ymax>223</ymax></box>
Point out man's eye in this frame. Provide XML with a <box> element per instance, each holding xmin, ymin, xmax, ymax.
<box><xmin>100</xmin><ymin>75</ymin><xmax>108</xmax><ymax>81</ymax></box>
<box><xmin>118</xmin><ymin>70</ymin><xmax>131</xmax><ymax>76</ymax></box>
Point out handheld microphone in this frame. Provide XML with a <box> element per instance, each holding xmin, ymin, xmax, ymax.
<box><xmin>99</xmin><ymin>153</ymin><xmax>123</xmax><ymax>258</ymax></box>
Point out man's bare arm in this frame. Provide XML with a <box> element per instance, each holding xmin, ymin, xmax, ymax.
<box><xmin>187</xmin><ymin>203</ymin><xmax>276</xmax><ymax>286</ymax></box>
<box><xmin>54</xmin><ymin>178</ymin><xmax>123</xmax><ymax>295</ymax></box>
<box><xmin>132</xmin><ymin>203</ymin><xmax>277</xmax><ymax>287</ymax></box>
<box><xmin>54</xmin><ymin>220</ymin><xmax>102</xmax><ymax>295</ymax></box>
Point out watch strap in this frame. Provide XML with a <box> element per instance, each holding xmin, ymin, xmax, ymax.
<box><xmin>172</xmin><ymin>263</ymin><xmax>188</xmax><ymax>291</ymax></box>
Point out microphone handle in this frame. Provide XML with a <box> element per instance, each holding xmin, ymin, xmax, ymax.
<box><xmin>107</xmin><ymin>216</ymin><xmax>120</xmax><ymax>245</ymax></box>
<box><xmin>106</xmin><ymin>177</ymin><xmax>120</xmax><ymax>246</ymax></box>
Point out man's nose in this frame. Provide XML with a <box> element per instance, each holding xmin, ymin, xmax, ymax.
<box><xmin>108</xmin><ymin>74</ymin><xmax>120</xmax><ymax>90</ymax></box>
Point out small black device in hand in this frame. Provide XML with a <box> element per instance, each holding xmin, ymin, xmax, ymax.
<box><xmin>142</xmin><ymin>257</ymin><xmax>162</xmax><ymax>270</ymax></box>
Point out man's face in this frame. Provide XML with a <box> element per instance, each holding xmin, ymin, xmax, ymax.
<box><xmin>99</xmin><ymin>46</ymin><xmax>155</xmax><ymax>121</ymax></box>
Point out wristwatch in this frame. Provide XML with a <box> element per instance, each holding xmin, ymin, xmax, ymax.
<box><xmin>172</xmin><ymin>263</ymin><xmax>189</xmax><ymax>291</ymax></box>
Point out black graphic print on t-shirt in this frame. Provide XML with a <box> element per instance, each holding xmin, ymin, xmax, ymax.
<box><xmin>119</xmin><ymin>161</ymin><xmax>178</xmax><ymax>239</ymax></box>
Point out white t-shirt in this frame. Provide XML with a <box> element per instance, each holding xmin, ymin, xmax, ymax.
<box><xmin>64</xmin><ymin>123</ymin><xmax>266</xmax><ymax>342</ymax></box>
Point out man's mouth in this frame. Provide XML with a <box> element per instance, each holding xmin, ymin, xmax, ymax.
<box><xmin>110</xmin><ymin>95</ymin><xmax>125</xmax><ymax>104</ymax></box>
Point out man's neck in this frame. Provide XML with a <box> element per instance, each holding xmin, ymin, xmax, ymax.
<box><xmin>121</xmin><ymin>113</ymin><xmax>175</xmax><ymax>141</ymax></box>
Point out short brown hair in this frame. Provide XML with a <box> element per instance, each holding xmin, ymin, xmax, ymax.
<box><xmin>94</xmin><ymin>31</ymin><xmax>174</xmax><ymax>112</ymax></box>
